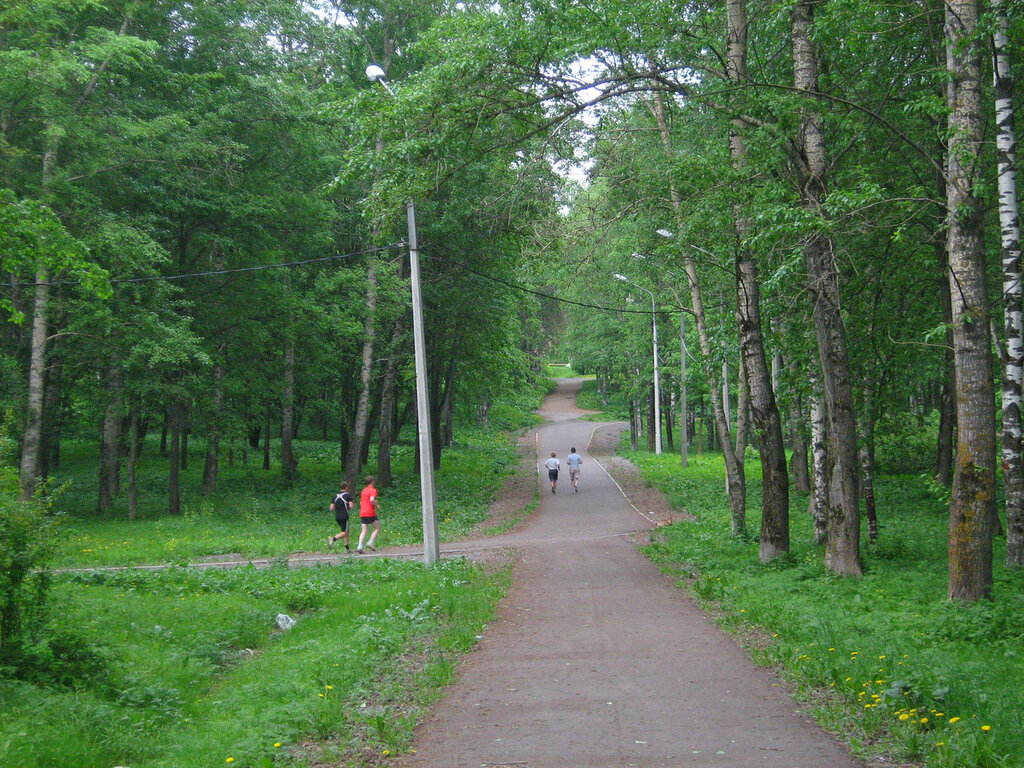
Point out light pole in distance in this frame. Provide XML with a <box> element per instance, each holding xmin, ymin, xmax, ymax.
<box><xmin>366</xmin><ymin>64</ymin><xmax>439</xmax><ymax>565</ymax></box>
<box><xmin>614</xmin><ymin>273</ymin><xmax>662</xmax><ymax>455</ymax></box>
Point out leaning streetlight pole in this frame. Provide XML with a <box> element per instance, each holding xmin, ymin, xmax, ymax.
<box><xmin>615</xmin><ymin>273</ymin><xmax>662</xmax><ymax>455</ymax></box>
<box><xmin>366</xmin><ymin>64</ymin><xmax>439</xmax><ymax>565</ymax></box>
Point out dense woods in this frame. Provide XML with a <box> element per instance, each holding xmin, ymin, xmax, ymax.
<box><xmin>3</xmin><ymin>0</ymin><xmax>1024</xmax><ymax>604</ymax></box>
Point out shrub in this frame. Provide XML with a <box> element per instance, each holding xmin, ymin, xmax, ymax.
<box><xmin>0</xmin><ymin>482</ymin><xmax>65</xmax><ymax>677</ymax></box>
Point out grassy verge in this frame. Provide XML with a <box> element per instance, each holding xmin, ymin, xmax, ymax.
<box><xmin>625</xmin><ymin>446</ymin><xmax>1024</xmax><ymax>768</ymax></box>
<box><xmin>1</xmin><ymin>557</ymin><xmax>508</xmax><ymax>768</ymax></box>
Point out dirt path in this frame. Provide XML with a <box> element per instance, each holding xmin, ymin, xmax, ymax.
<box><xmin>392</xmin><ymin>379</ymin><xmax>864</xmax><ymax>768</ymax></box>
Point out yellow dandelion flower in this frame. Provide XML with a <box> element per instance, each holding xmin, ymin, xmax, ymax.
<box><xmin>879</xmin><ymin>655</ymin><xmax>886</xmax><ymax>660</ymax></box>
<box><xmin>936</xmin><ymin>742</ymin><xmax>945</xmax><ymax>747</ymax></box>
<box><xmin>982</xmin><ymin>725</ymin><xmax>992</xmax><ymax>732</ymax></box>
<box><xmin>899</xmin><ymin>714</ymin><xmax>910</xmax><ymax>721</ymax></box>
<box><xmin>949</xmin><ymin>717</ymin><xmax>961</xmax><ymax>724</ymax></box>
<box><xmin>383</xmin><ymin>749</ymin><xmax>391</xmax><ymax>756</ymax></box>
<box><xmin>325</xmin><ymin>685</ymin><xmax>333</xmax><ymax>690</ymax></box>
<box><xmin>921</xmin><ymin>718</ymin><xmax>929</xmax><ymax>725</ymax></box>
<box><xmin>274</xmin><ymin>743</ymin><xmax>281</xmax><ymax>748</ymax></box>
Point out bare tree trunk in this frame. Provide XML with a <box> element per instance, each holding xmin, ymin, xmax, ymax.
<box><xmin>937</xmin><ymin>234</ymin><xmax>956</xmax><ymax>486</ymax></box>
<box><xmin>993</xmin><ymin>0</ymin><xmax>1024</xmax><ymax>568</ymax></box>
<box><xmin>19</xmin><ymin>271</ymin><xmax>49</xmax><ymax>500</ymax></box>
<box><xmin>202</xmin><ymin>344</ymin><xmax>227</xmax><ymax>494</ymax></box>
<box><xmin>859</xmin><ymin>377</ymin><xmax>879</xmax><ymax>543</ymax></box>
<box><xmin>647</xmin><ymin>89</ymin><xmax>745</xmax><ymax>533</ymax></box>
<box><xmin>809</xmin><ymin>374</ymin><xmax>828</xmax><ymax>546</ymax></box>
<box><xmin>344</xmin><ymin>257</ymin><xmax>377</xmax><ymax>483</ymax></box>
<box><xmin>792</xmin><ymin>0</ymin><xmax>861</xmax><ymax>575</ymax></box>
<box><xmin>263</xmin><ymin>403</ymin><xmax>271</xmax><ymax>471</ymax></box>
<box><xmin>376</xmin><ymin>336</ymin><xmax>404</xmax><ymax>488</ymax></box>
<box><xmin>789</xmin><ymin>392</ymin><xmax>810</xmax><ymax>493</ymax></box>
<box><xmin>945</xmin><ymin>0</ymin><xmax>996</xmax><ymax>600</ymax></box>
<box><xmin>98</xmin><ymin>364</ymin><xmax>122</xmax><ymax>511</ymax></box>
<box><xmin>735</xmin><ymin>355</ymin><xmax>750</xmax><ymax>459</ymax></box>
<box><xmin>281</xmin><ymin>340</ymin><xmax>299</xmax><ymax>482</ymax></box>
<box><xmin>168</xmin><ymin>400</ymin><xmax>182</xmax><ymax>515</ymax></box>
<box><xmin>39</xmin><ymin>352</ymin><xmax>63</xmax><ymax>476</ymax></box>
<box><xmin>127</xmin><ymin>408</ymin><xmax>141</xmax><ymax>519</ymax></box>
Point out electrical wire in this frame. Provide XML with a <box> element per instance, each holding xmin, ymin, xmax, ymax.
<box><xmin>3</xmin><ymin>239</ymin><xmax>663</xmax><ymax>316</ymax></box>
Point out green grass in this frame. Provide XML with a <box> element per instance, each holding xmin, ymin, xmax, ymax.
<box><xmin>0</xmin><ymin>558</ymin><xmax>508</xmax><ymax>768</ymax></box>
<box><xmin>626</xmin><ymin>444</ymin><xmax>1024</xmax><ymax>768</ymax></box>
<box><xmin>573</xmin><ymin>379</ymin><xmax>630</xmax><ymax>420</ymax></box>
<box><xmin>543</xmin><ymin>362</ymin><xmax>578</xmax><ymax>378</ymax></box>
<box><xmin>2</xmin><ymin>393</ymin><xmax>541</xmax><ymax>768</ymax></box>
<box><xmin>48</xmin><ymin>427</ymin><xmax>520</xmax><ymax>568</ymax></box>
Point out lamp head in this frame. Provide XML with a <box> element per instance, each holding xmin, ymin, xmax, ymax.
<box><xmin>365</xmin><ymin>64</ymin><xmax>387</xmax><ymax>83</ymax></box>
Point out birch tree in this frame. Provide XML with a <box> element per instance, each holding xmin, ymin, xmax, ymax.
<box><xmin>992</xmin><ymin>0</ymin><xmax>1024</xmax><ymax>568</ymax></box>
<box><xmin>790</xmin><ymin>0</ymin><xmax>862</xmax><ymax>576</ymax></box>
<box><xmin>945</xmin><ymin>0</ymin><xmax>997</xmax><ymax>600</ymax></box>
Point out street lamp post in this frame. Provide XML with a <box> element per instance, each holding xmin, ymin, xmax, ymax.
<box><xmin>367</xmin><ymin>64</ymin><xmax>439</xmax><ymax>565</ymax></box>
<box><xmin>655</xmin><ymin>229</ymin><xmax>694</xmax><ymax>467</ymax></box>
<box><xmin>614</xmin><ymin>273</ymin><xmax>662</xmax><ymax>455</ymax></box>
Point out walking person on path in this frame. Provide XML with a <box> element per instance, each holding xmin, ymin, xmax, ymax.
<box><xmin>327</xmin><ymin>481</ymin><xmax>354</xmax><ymax>551</ymax></box>
<box><xmin>356</xmin><ymin>476</ymin><xmax>380</xmax><ymax>554</ymax></box>
<box><xmin>567</xmin><ymin>447</ymin><xmax>582</xmax><ymax>493</ymax></box>
<box><xmin>544</xmin><ymin>451</ymin><xmax>560</xmax><ymax>494</ymax></box>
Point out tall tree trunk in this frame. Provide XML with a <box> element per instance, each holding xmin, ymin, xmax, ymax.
<box><xmin>945</xmin><ymin>0</ymin><xmax>996</xmax><ymax>600</ymax></box>
<box><xmin>281</xmin><ymin>340</ymin><xmax>299</xmax><ymax>482</ymax></box>
<box><xmin>263</xmin><ymin>403</ymin><xmax>271</xmax><ymax>471</ymax></box>
<box><xmin>792</xmin><ymin>0</ymin><xmax>861</xmax><ymax>576</ymax></box>
<box><xmin>39</xmin><ymin>349</ymin><xmax>63</xmax><ymax>476</ymax></box>
<box><xmin>127</xmin><ymin>408</ymin><xmax>141</xmax><ymax>520</ymax></box>
<box><xmin>789</xmin><ymin>392</ymin><xmax>811</xmax><ymax>493</ymax></box>
<box><xmin>936</xmin><ymin>233</ymin><xmax>956</xmax><ymax>486</ymax></box>
<box><xmin>735</xmin><ymin>354</ymin><xmax>750</xmax><ymax>459</ymax></box>
<box><xmin>376</xmin><ymin>324</ymin><xmax>406</xmax><ymax>487</ymax></box>
<box><xmin>98</xmin><ymin>364</ymin><xmax>122</xmax><ymax>512</ymax></box>
<box><xmin>809</xmin><ymin>373</ymin><xmax>828</xmax><ymax>546</ymax></box>
<box><xmin>19</xmin><ymin>270</ymin><xmax>49</xmax><ymax>500</ymax></box>
<box><xmin>168</xmin><ymin>400</ymin><xmax>182</xmax><ymax>515</ymax></box>
<box><xmin>647</xmin><ymin>89</ymin><xmax>745</xmax><ymax>533</ymax></box>
<box><xmin>859</xmin><ymin>377</ymin><xmax>879</xmax><ymax>543</ymax></box>
<box><xmin>344</xmin><ymin>257</ymin><xmax>377</xmax><ymax>483</ymax></box>
<box><xmin>993</xmin><ymin>0</ymin><xmax>1024</xmax><ymax>568</ymax></box>
<box><xmin>202</xmin><ymin>344</ymin><xmax>227</xmax><ymax>494</ymax></box>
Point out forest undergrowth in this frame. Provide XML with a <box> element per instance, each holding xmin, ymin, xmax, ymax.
<box><xmin>630</xmin><ymin>445</ymin><xmax>1024</xmax><ymax>768</ymax></box>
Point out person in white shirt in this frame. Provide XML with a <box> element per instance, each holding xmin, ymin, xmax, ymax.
<box><xmin>567</xmin><ymin>448</ymin><xmax>583</xmax><ymax>493</ymax></box>
<box><xmin>544</xmin><ymin>451</ymin><xmax>560</xmax><ymax>494</ymax></box>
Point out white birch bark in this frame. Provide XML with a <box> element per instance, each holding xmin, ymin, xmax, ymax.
<box><xmin>809</xmin><ymin>374</ymin><xmax>828</xmax><ymax>546</ymax></box>
<box><xmin>993</xmin><ymin>0</ymin><xmax>1024</xmax><ymax>568</ymax></box>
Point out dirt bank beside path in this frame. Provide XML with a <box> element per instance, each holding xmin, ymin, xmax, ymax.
<box><xmin>392</xmin><ymin>378</ymin><xmax>866</xmax><ymax>768</ymax></box>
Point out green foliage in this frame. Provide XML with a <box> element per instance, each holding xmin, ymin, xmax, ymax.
<box><xmin>634</xmin><ymin>449</ymin><xmax>1023</xmax><ymax>768</ymax></box>
<box><xmin>0</xmin><ymin>483</ymin><xmax>65</xmax><ymax>675</ymax></box>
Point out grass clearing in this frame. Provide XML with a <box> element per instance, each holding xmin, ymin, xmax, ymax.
<box><xmin>1</xmin><ymin>558</ymin><xmax>508</xmax><ymax>768</ymax></box>
<box><xmin>627</xmin><ymin>446</ymin><xmax>1024</xmax><ymax>768</ymax></box>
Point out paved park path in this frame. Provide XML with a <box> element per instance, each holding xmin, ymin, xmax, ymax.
<box><xmin>392</xmin><ymin>378</ymin><xmax>863</xmax><ymax>768</ymax></box>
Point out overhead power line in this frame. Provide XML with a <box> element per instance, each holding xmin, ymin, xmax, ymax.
<box><xmin>4</xmin><ymin>240</ymin><xmax>664</xmax><ymax>316</ymax></box>
<box><xmin>1</xmin><ymin>244</ymin><xmax>400</xmax><ymax>288</ymax></box>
